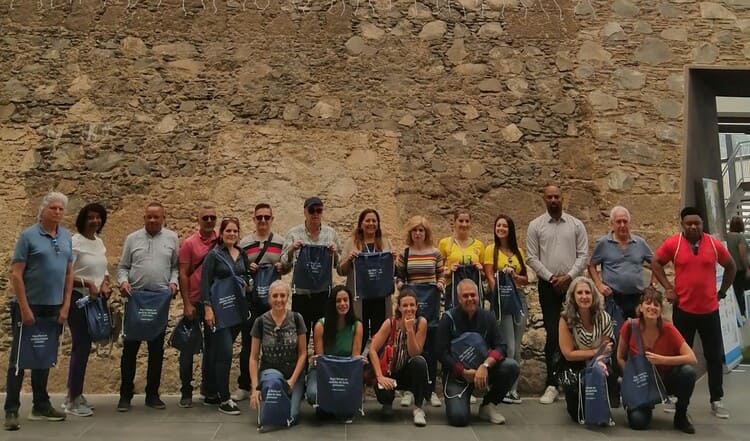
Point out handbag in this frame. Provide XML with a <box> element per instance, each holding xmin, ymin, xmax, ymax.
<box><xmin>85</xmin><ymin>296</ymin><xmax>113</xmax><ymax>343</ymax></box>
<box><xmin>169</xmin><ymin>316</ymin><xmax>203</xmax><ymax>355</ymax></box>
<box><xmin>353</xmin><ymin>252</ymin><xmax>395</xmax><ymax>300</ymax></box>
<box><xmin>14</xmin><ymin>316</ymin><xmax>61</xmax><ymax>374</ymax></box>
<box><xmin>551</xmin><ymin>351</ymin><xmax>580</xmax><ymax>392</ymax></box>
<box><xmin>292</xmin><ymin>245</ymin><xmax>333</xmax><ymax>294</ymax></box>
<box><xmin>621</xmin><ymin>319</ymin><xmax>667</xmax><ymax>410</ymax></box>
<box><xmin>123</xmin><ymin>289</ymin><xmax>171</xmax><ymax>341</ymax></box>
<box><xmin>578</xmin><ymin>345</ymin><xmax>613</xmax><ymax>426</ymax></box>
<box><xmin>363</xmin><ymin>317</ymin><xmax>397</xmax><ymax>385</ymax></box>
<box><xmin>492</xmin><ymin>271</ymin><xmax>524</xmax><ymax>320</ymax></box>
<box><xmin>258</xmin><ymin>369</ymin><xmax>293</xmax><ymax>427</ymax></box>
<box><xmin>315</xmin><ymin>355</ymin><xmax>364</xmax><ymax>418</ymax></box>
<box><xmin>210</xmin><ymin>252</ymin><xmax>250</xmax><ymax>330</ymax></box>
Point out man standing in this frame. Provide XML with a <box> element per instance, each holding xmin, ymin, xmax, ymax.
<box><xmin>282</xmin><ymin>196</ymin><xmax>341</xmax><ymax>341</ymax></box>
<box><xmin>588</xmin><ymin>206</ymin><xmax>654</xmax><ymax>319</ymax></box>
<box><xmin>436</xmin><ymin>279</ymin><xmax>519</xmax><ymax>427</ymax></box>
<box><xmin>526</xmin><ymin>184</ymin><xmax>588</xmax><ymax>404</ymax></box>
<box><xmin>177</xmin><ymin>203</ymin><xmax>217</xmax><ymax>408</ymax></box>
<box><xmin>5</xmin><ymin>192</ymin><xmax>73</xmax><ymax>431</ymax></box>
<box><xmin>652</xmin><ymin>206</ymin><xmax>735</xmax><ymax>419</ymax></box>
<box><xmin>117</xmin><ymin>202</ymin><xmax>179</xmax><ymax>412</ymax></box>
<box><xmin>231</xmin><ymin>203</ymin><xmax>289</xmax><ymax>402</ymax></box>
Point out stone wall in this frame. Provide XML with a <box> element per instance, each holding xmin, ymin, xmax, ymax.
<box><xmin>1</xmin><ymin>0</ymin><xmax>749</xmax><ymax>394</ymax></box>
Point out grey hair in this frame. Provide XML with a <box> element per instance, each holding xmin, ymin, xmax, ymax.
<box><xmin>37</xmin><ymin>192</ymin><xmax>68</xmax><ymax>221</ymax></box>
<box><xmin>609</xmin><ymin>205</ymin><xmax>631</xmax><ymax>223</ymax></box>
<box><xmin>269</xmin><ymin>280</ymin><xmax>291</xmax><ymax>297</ymax></box>
<box><xmin>456</xmin><ymin>278</ymin><xmax>479</xmax><ymax>294</ymax></box>
<box><xmin>562</xmin><ymin>276</ymin><xmax>605</xmax><ymax>328</ymax></box>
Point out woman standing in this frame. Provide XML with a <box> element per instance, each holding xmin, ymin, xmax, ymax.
<box><xmin>616</xmin><ymin>288</ymin><xmax>697</xmax><ymax>433</ymax></box>
<box><xmin>306</xmin><ymin>286</ymin><xmax>364</xmax><ymax>414</ymax></box>
<box><xmin>395</xmin><ymin>216</ymin><xmax>445</xmax><ymax>408</ymax></box>
<box><xmin>438</xmin><ymin>209</ymin><xmax>484</xmax><ymax>310</ymax></box>
<box><xmin>727</xmin><ymin>216</ymin><xmax>749</xmax><ymax>317</ymax></box>
<box><xmin>250</xmin><ymin>280</ymin><xmax>307</xmax><ymax>430</ymax></box>
<box><xmin>368</xmin><ymin>288</ymin><xmax>429</xmax><ymax>427</ymax></box>
<box><xmin>65</xmin><ymin>203</ymin><xmax>111</xmax><ymax>417</ymax></box>
<box><xmin>558</xmin><ymin>277</ymin><xmax>615</xmax><ymax>423</ymax></box>
<box><xmin>202</xmin><ymin>217</ymin><xmax>249</xmax><ymax>415</ymax></box>
<box><xmin>337</xmin><ymin>209</ymin><xmax>394</xmax><ymax>345</ymax></box>
<box><xmin>483</xmin><ymin>214</ymin><xmax>528</xmax><ymax>404</ymax></box>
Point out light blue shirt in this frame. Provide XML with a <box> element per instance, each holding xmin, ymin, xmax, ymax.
<box><xmin>590</xmin><ymin>232</ymin><xmax>653</xmax><ymax>294</ymax></box>
<box><xmin>117</xmin><ymin>228</ymin><xmax>179</xmax><ymax>291</ymax></box>
<box><xmin>12</xmin><ymin>223</ymin><xmax>73</xmax><ymax>305</ymax></box>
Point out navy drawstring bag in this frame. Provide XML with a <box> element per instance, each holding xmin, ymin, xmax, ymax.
<box><xmin>210</xmin><ymin>253</ymin><xmax>249</xmax><ymax>330</ymax></box>
<box><xmin>491</xmin><ymin>271</ymin><xmax>524</xmax><ymax>320</ymax></box>
<box><xmin>604</xmin><ymin>298</ymin><xmax>625</xmax><ymax>344</ymax></box>
<box><xmin>408</xmin><ymin>283</ymin><xmax>441</xmax><ymax>328</ymax></box>
<box><xmin>252</xmin><ymin>264</ymin><xmax>280</xmax><ymax>310</ymax></box>
<box><xmin>292</xmin><ymin>245</ymin><xmax>333</xmax><ymax>294</ymax></box>
<box><xmin>123</xmin><ymin>289</ymin><xmax>171</xmax><ymax>341</ymax></box>
<box><xmin>315</xmin><ymin>355</ymin><xmax>363</xmax><ymax>418</ymax></box>
<box><xmin>85</xmin><ymin>296</ymin><xmax>113</xmax><ymax>343</ymax></box>
<box><xmin>621</xmin><ymin>319</ymin><xmax>666</xmax><ymax>411</ymax></box>
<box><xmin>445</xmin><ymin>310</ymin><xmax>488</xmax><ymax>370</ymax></box>
<box><xmin>15</xmin><ymin>316</ymin><xmax>61</xmax><ymax>373</ymax></box>
<box><xmin>169</xmin><ymin>316</ymin><xmax>203</xmax><ymax>355</ymax></box>
<box><xmin>579</xmin><ymin>346</ymin><xmax>613</xmax><ymax>426</ymax></box>
<box><xmin>354</xmin><ymin>252</ymin><xmax>395</xmax><ymax>300</ymax></box>
<box><xmin>448</xmin><ymin>265</ymin><xmax>482</xmax><ymax>309</ymax></box>
<box><xmin>259</xmin><ymin>369</ymin><xmax>293</xmax><ymax>428</ymax></box>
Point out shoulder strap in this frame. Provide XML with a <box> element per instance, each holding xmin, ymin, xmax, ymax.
<box><xmin>403</xmin><ymin>247</ymin><xmax>410</xmax><ymax>283</ymax></box>
<box><xmin>386</xmin><ymin>317</ymin><xmax>397</xmax><ymax>346</ymax></box>
<box><xmin>445</xmin><ymin>310</ymin><xmax>457</xmax><ymax>337</ymax></box>
<box><xmin>630</xmin><ymin>318</ymin><xmax>646</xmax><ymax>355</ymax></box>
<box><xmin>493</xmin><ymin>245</ymin><xmax>498</xmax><ymax>273</ymax></box>
<box><xmin>254</xmin><ymin>233</ymin><xmax>274</xmax><ymax>265</ymax></box>
<box><xmin>189</xmin><ymin>238</ymin><xmax>217</xmax><ymax>277</ymax></box>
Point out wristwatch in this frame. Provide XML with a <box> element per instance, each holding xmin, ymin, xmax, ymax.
<box><xmin>482</xmin><ymin>362</ymin><xmax>490</xmax><ymax>369</ymax></box>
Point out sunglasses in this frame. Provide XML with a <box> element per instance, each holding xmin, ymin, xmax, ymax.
<box><xmin>201</xmin><ymin>215</ymin><xmax>217</xmax><ymax>222</ymax></box>
<box><xmin>51</xmin><ymin>237</ymin><xmax>60</xmax><ymax>254</ymax></box>
<box><xmin>255</xmin><ymin>215</ymin><xmax>272</xmax><ymax>221</ymax></box>
<box><xmin>307</xmin><ymin>206</ymin><xmax>323</xmax><ymax>215</ymax></box>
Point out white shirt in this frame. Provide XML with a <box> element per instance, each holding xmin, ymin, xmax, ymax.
<box><xmin>72</xmin><ymin>233</ymin><xmax>109</xmax><ymax>288</ymax></box>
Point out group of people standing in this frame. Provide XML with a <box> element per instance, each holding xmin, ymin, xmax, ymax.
<box><xmin>3</xmin><ymin>185</ymin><xmax>739</xmax><ymax>434</ymax></box>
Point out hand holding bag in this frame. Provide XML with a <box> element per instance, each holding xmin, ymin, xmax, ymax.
<box><xmin>621</xmin><ymin>319</ymin><xmax>667</xmax><ymax>411</ymax></box>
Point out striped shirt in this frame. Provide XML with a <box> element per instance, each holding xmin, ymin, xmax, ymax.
<box><xmin>239</xmin><ymin>232</ymin><xmax>290</xmax><ymax>273</ymax></box>
<box><xmin>395</xmin><ymin>247</ymin><xmax>445</xmax><ymax>285</ymax></box>
<box><xmin>569</xmin><ymin>311</ymin><xmax>614</xmax><ymax>350</ymax></box>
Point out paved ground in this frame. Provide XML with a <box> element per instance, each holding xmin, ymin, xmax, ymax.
<box><xmin>1</xmin><ymin>368</ymin><xmax>749</xmax><ymax>441</ymax></box>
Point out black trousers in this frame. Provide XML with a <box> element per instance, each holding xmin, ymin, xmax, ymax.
<box><xmin>120</xmin><ymin>332</ymin><xmax>166</xmax><ymax>399</ymax></box>
<box><xmin>292</xmin><ymin>291</ymin><xmax>328</xmax><ymax>345</ymax></box>
<box><xmin>672</xmin><ymin>307</ymin><xmax>724</xmax><ymax>402</ymax></box>
<box><xmin>374</xmin><ymin>356</ymin><xmax>429</xmax><ymax>408</ymax></box>
<box><xmin>538</xmin><ymin>280</ymin><xmax>564</xmax><ymax>386</ymax></box>
<box><xmin>732</xmin><ymin>270</ymin><xmax>747</xmax><ymax>317</ymax></box>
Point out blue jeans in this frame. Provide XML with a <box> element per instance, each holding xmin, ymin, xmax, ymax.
<box><xmin>5</xmin><ymin>303</ymin><xmax>61</xmax><ymax>413</ymax></box>
<box><xmin>259</xmin><ymin>369</ymin><xmax>304</xmax><ymax>423</ymax></box>
<box><xmin>498</xmin><ymin>308</ymin><xmax>527</xmax><ymax>394</ymax></box>
<box><xmin>444</xmin><ymin>358</ymin><xmax>520</xmax><ymax>427</ymax></box>
<box><xmin>627</xmin><ymin>364</ymin><xmax>696</xmax><ymax>430</ymax></box>
<box><xmin>206</xmin><ymin>327</ymin><xmax>233</xmax><ymax>402</ymax></box>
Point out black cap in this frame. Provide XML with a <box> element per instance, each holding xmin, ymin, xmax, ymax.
<box><xmin>304</xmin><ymin>196</ymin><xmax>323</xmax><ymax>209</ymax></box>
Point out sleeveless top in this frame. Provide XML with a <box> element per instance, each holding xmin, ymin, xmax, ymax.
<box><xmin>318</xmin><ymin>318</ymin><xmax>357</xmax><ymax>357</ymax></box>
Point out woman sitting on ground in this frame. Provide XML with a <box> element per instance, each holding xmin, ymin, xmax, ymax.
<box><xmin>616</xmin><ymin>287</ymin><xmax>697</xmax><ymax>434</ymax></box>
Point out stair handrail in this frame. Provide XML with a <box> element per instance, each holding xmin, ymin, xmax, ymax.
<box><xmin>721</xmin><ymin>140</ymin><xmax>750</xmax><ymax>178</ymax></box>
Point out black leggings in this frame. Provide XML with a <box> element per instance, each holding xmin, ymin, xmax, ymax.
<box><xmin>374</xmin><ymin>356</ymin><xmax>429</xmax><ymax>408</ymax></box>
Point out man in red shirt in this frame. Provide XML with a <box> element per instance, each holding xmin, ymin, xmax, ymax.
<box><xmin>651</xmin><ymin>206</ymin><xmax>735</xmax><ymax>419</ymax></box>
<box><xmin>177</xmin><ymin>203</ymin><xmax>218</xmax><ymax>408</ymax></box>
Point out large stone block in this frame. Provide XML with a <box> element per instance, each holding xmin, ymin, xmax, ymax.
<box><xmin>634</xmin><ymin>38</ymin><xmax>673</xmax><ymax>65</ymax></box>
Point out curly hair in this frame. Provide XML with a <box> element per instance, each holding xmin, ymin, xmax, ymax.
<box><xmin>562</xmin><ymin>276</ymin><xmax>605</xmax><ymax>328</ymax></box>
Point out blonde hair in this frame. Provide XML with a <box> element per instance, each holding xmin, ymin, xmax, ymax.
<box><xmin>404</xmin><ymin>215</ymin><xmax>434</xmax><ymax>247</ymax></box>
<box><xmin>562</xmin><ymin>276</ymin><xmax>605</xmax><ymax>328</ymax></box>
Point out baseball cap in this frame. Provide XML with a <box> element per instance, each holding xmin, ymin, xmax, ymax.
<box><xmin>303</xmin><ymin>196</ymin><xmax>323</xmax><ymax>209</ymax></box>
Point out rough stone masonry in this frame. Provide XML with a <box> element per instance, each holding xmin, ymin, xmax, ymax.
<box><xmin>1</xmin><ymin>0</ymin><xmax>749</xmax><ymax>394</ymax></box>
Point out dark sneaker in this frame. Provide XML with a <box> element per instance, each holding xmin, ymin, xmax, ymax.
<box><xmin>381</xmin><ymin>404</ymin><xmax>394</xmax><ymax>418</ymax></box>
<box><xmin>27</xmin><ymin>406</ymin><xmax>65</xmax><ymax>422</ymax></box>
<box><xmin>178</xmin><ymin>396</ymin><xmax>193</xmax><ymax>408</ymax></box>
<box><xmin>145</xmin><ymin>396</ymin><xmax>166</xmax><ymax>410</ymax></box>
<box><xmin>4</xmin><ymin>412</ymin><xmax>19</xmax><ymax>431</ymax></box>
<box><xmin>218</xmin><ymin>399</ymin><xmax>241</xmax><ymax>415</ymax></box>
<box><xmin>116</xmin><ymin>397</ymin><xmax>131</xmax><ymax>412</ymax></box>
<box><xmin>674</xmin><ymin>413</ymin><xmax>695</xmax><ymax>434</ymax></box>
<box><xmin>203</xmin><ymin>395</ymin><xmax>221</xmax><ymax>406</ymax></box>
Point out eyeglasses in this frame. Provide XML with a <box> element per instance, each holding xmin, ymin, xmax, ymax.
<box><xmin>201</xmin><ymin>215</ymin><xmax>217</xmax><ymax>222</ymax></box>
<box><xmin>307</xmin><ymin>207</ymin><xmax>323</xmax><ymax>215</ymax></box>
<box><xmin>51</xmin><ymin>237</ymin><xmax>60</xmax><ymax>254</ymax></box>
<box><xmin>255</xmin><ymin>215</ymin><xmax>272</xmax><ymax>221</ymax></box>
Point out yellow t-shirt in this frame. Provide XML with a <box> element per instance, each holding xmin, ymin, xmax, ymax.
<box><xmin>438</xmin><ymin>237</ymin><xmax>485</xmax><ymax>268</ymax></box>
<box><xmin>482</xmin><ymin>245</ymin><xmax>526</xmax><ymax>273</ymax></box>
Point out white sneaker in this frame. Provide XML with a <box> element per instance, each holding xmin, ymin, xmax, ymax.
<box><xmin>470</xmin><ymin>395</ymin><xmax>477</xmax><ymax>404</ymax></box>
<box><xmin>539</xmin><ymin>386</ymin><xmax>559</xmax><ymax>404</ymax></box>
<box><xmin>400</xmin><ymin>391</ymin><xmax>414</xmax><ymax>407</ymax></box>
<box><xmin>79</xmin><ymin>395</ymin><xmax>94</xmax><ymax>410</ymax></box>
<box><xmin>478</xmin><ymin>403</ymin><xmax>506</xmax><ymax>424</ymax></box>
<box><xmin>412</xmin><ymin>408</ymin><xmax>427</xmax><ymax>427</ymax></box>
<box><xmin>429</xmin><ymin>392</ymin><xmax>442</xmax><ymax>407</ymax></box>
<box><xmin>711</xmin><ymin>400</ymin><xmax>730</xmax><ymax>419</ymax></box>
<box><xmin>231</xmin><ymin>388</ymin><xmax>250</xmax><ymax>402</ymax></box>
<box><xmin>64</xmin><ymin>397</ymin><xmax>93</xmax><ymax>417</ymax></box>
<box><xmin>663</xmin><ymin>395</ymin><xmax>676</xmax><ymax>413</ymax></box>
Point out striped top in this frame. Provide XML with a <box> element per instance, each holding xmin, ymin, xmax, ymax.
<box><xmin>570</xmin><ymin>311</ymin><xmax>614</xmax><ymax>350</ymax></box>
<box><xmin>239</xmin><ymin>232</ymin><xmax>290</xmax><ymax>273</ymax></box>
<box><xmin>395</xmin><ymin>247</ymin><xmax>445</xmax><ymax>285</ymax></box>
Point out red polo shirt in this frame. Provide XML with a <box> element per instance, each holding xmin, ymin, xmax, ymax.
<box><xmin>655</xmin><ymin>233</ymin><xmax>730</xmax><ymax>314</ymax></box>
<box><xmin>178</xmin><ymin>231</ymin><xmax>217</xmax><ymax>303</ymax></box>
